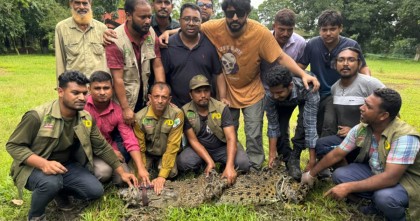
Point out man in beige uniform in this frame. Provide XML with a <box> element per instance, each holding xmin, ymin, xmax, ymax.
<box><xmin>55</xmin><ymin>0</ymin><xmax>107</xmax><ymax>78</ymax></box>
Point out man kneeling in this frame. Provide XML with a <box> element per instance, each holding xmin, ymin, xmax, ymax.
<box><xmin>177</xmin><ymin>75</ymin><xmax>250</xmax><ymax>185</ymax></box>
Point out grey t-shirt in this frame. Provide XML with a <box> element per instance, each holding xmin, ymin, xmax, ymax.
<box><xmin>331</xmin><ymin>74</ymin><xmax>385</xmax><ymax>128</ymax></box>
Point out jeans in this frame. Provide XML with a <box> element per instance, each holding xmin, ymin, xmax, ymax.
<box><xmin>230</xmin><ymin>98</ymin><xmax>264</xmax><ymax>170</ymax></box>
<box><xmin>25</xmin><ymin>162</ymin><xmax>104</xmax><ymax>219</ymax></box>
<box><xmin>315</xmin><ymin>135</ymin><xmax>359</xmax><ymax>163</ymax></box>
<box><xmin>332</xmin><ymin>163</ymin><xmax>409</xmax><ymax>221</ymax></box>
<box><xmin>177</xmin><ymin>143</ymin><xmax>251</xmax><ymax>172</ymax></box>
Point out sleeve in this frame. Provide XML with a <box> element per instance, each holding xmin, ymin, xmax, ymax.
<box><xmin>387</xmin><ymin>135</ymin><xmax>420</xmax><ymax>165</ymax></box>
<box><xmin>116</xmin><ymin>107</ymin><xmax>140</xmax><ymax>152</ymax></box>
<box><xmin>133</xmin><ymin>120</ymin><xmax>147</xmax><ymax>165</ymax></box>
<box><xmin>221</xmin><ymin>106</ymin><xmax>234</xmax><ymax>128</ymax></box>
<box><xmin>6</xmin><ymin>111</ymin><xmax>41</xmax><ymax>165</ymax></box>
<box><xmin>368</xmin><ymin>77</ymin><xmax>386</xmax><ymax>91</ymax></box>
<box><xmin>209</xmin><ymin>42</ymin><xmax>222</xmax><ymax>75</ymax></box>
<box><xmin>353</xmin><ymin>43</ymin><xmax>367</xmax><ymax>67</ymax></box>
<box><xmin>105</xmin><ymin>43</ymin><xmax>125</xmax><ymax>69</ymax></box>
<box><xmin>90</xmin><ymin>120</ymin><xmax>122</xmax><ymax>170</ymax></box>
<box><xmin>303</xmin><ymin>90</ymin><xmax>320</xmax><ymax>148</ymax></box>
<box><xmin>159</xmin><ymin>111</ymin><xmax>184</xmax><ymax>178</ymax></box>
<box><xmin>298</xmin><ymin>40</ymin><xmax>311</xmax><ymax>66</ymax></box>
<box><xmin>296</xmin><ymin>39</ymin><xmax>306</xmax><ymax>62</ymax></box>
<box><xmin>183</xmin><ymin>115</ymin><xmax>192</xmax><ymax>132</ymax></box>
<box><xmin>154</xmin><ymin>34</ymin><xmax>161</xmax><ymax>58</ymax></box>
<box><xmin>55</xmin><ymin>25</ymin><xmax>65</xmax><ymax>78</ymax></box>
<box><xmin>160</xmin><ymin>47</ymin><xmax>171</xmax><ymax>76</ymax></box>
<box><xmin>259</xmin><ymin>27</ymin><xmax>283</xmax><ymax>64</ymax></box>
<box><xmin>338</xmin><ymin>126</ymin><xmax>359</xmax><ymax>152</ymax></box>
<box><xmin>264</xmin><ymin>93</ymin><xmax>281</xmax><ymax>138</ymax></box>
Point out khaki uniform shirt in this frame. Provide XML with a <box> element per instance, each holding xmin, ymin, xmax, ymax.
<box><xmin>55</xmin><ymin>17</ymin><xmax>107</xmax><ymax>78</ymax></box>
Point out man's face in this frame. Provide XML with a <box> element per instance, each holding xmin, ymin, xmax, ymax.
<box><xmin>180</xmin><ymin>8</ymin><xmax>201</xmax><ymax>38</ymax></box>
<box><xmin>197</xmin><ymin>0</ymin><xmax>213</xmax><ymax>23</ymax></box>
<box><xmin>225</xmin><ymin>6</ymin><xmax>248</xmax><ymax>33</ymax></box>
<box><xmin>148</xmin><ymin>86</ymin><xmax>171</xmax><ymax>114</ymax></box>
<box><xmin>336</xmin><ymin>49</ymin><xmax>360</xmax><ymax>79</ymax></box>
<box><xmin>359</xmin><ymin>94</ymin><xmax>386</xmax><ymax>124</ymax></box>
<box><xmin>59</xmin><ymin>82</ymin><xmax>88</xmax><ymax>112</ymax></box>
<box><xmin>89</xmin><ymin>81</ymin><xmax>113</xmax><ymax>105</ymax></box>
<box><xmin>128</xmin><ymin>4</ymin><xmax>152</xmax><ymax>36</ymax></box>
<box><xmin>319</xmin><ymin>25</ymin><xmax>342</xmax><ymax>45</ymax></box>
<box><xmin>153</xmin><ymin>0</ymin><xmax>173</xmax><ymax>19</ymax></box>
<box><xmin>190</xmin><ymin>86</ymin><xmax>211</xmax><ymax>108</ymax></box>
<box><xmin>70</xmin><ymin>0</ymin><xmax>92</xmax><ymax>25</ymax></box>
<box><xmin>273</xmin><ymin>22</ymin><xmax>294</xmax><ymax>46</ymax></box>
<box><xmin>269</xmin><ymin>83</ymin><xmax>292</xmax><ymax>101</ymax></box>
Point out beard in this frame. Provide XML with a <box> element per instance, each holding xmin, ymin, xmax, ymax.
<box><xmin>71</xmin><ymin>8</ymin><xmax>93</xmax><ymax>25</ymax></box>
<box><xmin>132</xmin><ymin>21</ymin><xmax>150</xmax><ymax>36</ymax></box>
<box><xmin>227</xmin><ymin>20</ymin><xmax>246</xmax><ymax>33</ymax></box>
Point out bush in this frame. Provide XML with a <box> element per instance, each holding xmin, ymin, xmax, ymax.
<box><xmin>391</xmin><ymin>38</ymin><xmax>417</xmax><ymax>58</ymax></box>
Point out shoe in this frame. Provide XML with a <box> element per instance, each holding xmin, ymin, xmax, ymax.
<box><xmin>287</xmin><ymin>148</ymin><xmax>302</xmax><ymax>181</ymax></box>
<box><xmin>358</xmin><ymin>204</ymin><xmax>380</xmax><ymax>215</ymax></box>
<box><xmin>53</xmin><ymin>195</ymin><xmax>73</xmax><ymax>211</ymax></box>
<box><xmin>28</xmin><ymin>214</ymin><xmax>46</xmax><ymax>221</ymax></box>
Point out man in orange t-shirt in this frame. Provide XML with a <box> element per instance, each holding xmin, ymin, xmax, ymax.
<box><xmin>199</xmin><ymin>0</ymin><xmax>319</xmax><ymax>170</ymax></box>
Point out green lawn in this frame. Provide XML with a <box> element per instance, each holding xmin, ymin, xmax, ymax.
<box><xmin>0</xmin><ymin>55</ymin><xmax>419</xmax><ymax>220</ymax></box>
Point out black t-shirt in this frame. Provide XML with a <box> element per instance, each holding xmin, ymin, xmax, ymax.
<box><xmin>184</xmin><ymin>106</ymin><xmax>233</xmax><ymax>150</ymax></box>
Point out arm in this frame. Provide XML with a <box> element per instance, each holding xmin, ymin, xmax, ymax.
<box><xmin>359</xmin><ymin>66</ymin><xmax>371</xmax><ymax>76</ymax></box>
<box><xmin>184</xmin><ymin>128</ymin><xmax>215</xmax><ymax>175</ymax></box>
<box><xmin>268</xmin><ymin>137</ymin><xmax>278</xmax><ymax>168</ymax></box>
<box><xmin>158</xmin><ymin>28</ymin><xmax>180</xmax><ymax>46</ymax></box>
<box><xmin>276</xmin><ymin>54</ymin><xmax>319</xmax><ymax>91</ymax></box>
<box><xmin>114</xmin><ymin>165</ymin><xmax>139</xmax><ymax>187</ymax></box>
<box><xmin>128</xmin><ymin>150</ymin><xmax>150</xmax><ymax>186</ymax></box>
<box><xmin>324</xmin><ymin>163</ymin><xmax>408</xmax><ymax>200</ymax></box>
<box><xmin>110</xmin><ymin>68</ymin><xmax>135</xmax><ymax>125</ymax></box>
<box><xmin>133</xmin><ymin>121</ymin><xmax>147</xmax><ymax>166</ymax></box>
<box><xmin>216</xmin><ymin>73</ymin><xmax>230</xmax><ymax>106</ymax></box>
<box><xmin>152</xmin><ymin>58</ymin><xmax>165</xmax><ymax>82</ymax></box>
<box><xmin>221</xmin><ymin>125</ymin><xmax>238</xmax><ymax>185</ymax></box>
<box><xmin>303</xmin><ymin>89</ymin><xmax>320</xmax><ymax>171</ymax></box>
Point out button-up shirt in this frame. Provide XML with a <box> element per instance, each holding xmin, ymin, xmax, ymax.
<box><xmin>84</xmin><ymin>95</ymin><xmax>140</xmax><ymax>152</ymax></box>
<box><xmin>265</xmin><ymin>77</ymin><xmax>319</xmax><ymax>148</ymax></box>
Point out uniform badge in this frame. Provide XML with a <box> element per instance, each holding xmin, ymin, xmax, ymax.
<box><xmin>43</xmin><ymin>115</ymin><xmax>55</xmax><ymax>128</ymax></box>
<box><xmin>143</xmin><ymin>118</ymin><xmax>154</xmax><ymax>128</ymax></box>
<box><xmin>165</xmin><ymin>119</ymin><xmax>174</xmax><ymax>126</ymax></box>
<box><xmin>83</xmin><ymin>120</ymin><xmax>92</xmax><ymax>128</ymax></box>
<box><xmin>173</xmin><ymin>118</ymin><xmax>181</xmax><ymax>128</ymax></box>
<box><xmin>211</xmin><ymin>112</ymin><xmax>221</xmax><ymax>119</ymax></box>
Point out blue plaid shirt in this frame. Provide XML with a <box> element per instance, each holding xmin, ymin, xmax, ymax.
<box><xmin>264</xmin><ymin>77</ymin><xmax>320</xmax><ymax>148</ymax></box>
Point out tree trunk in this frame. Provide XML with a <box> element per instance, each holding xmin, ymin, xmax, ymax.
<box><xmin>415</xmin><ymin>44</ymin><xmax>420</xmax><ymax>61</ymax></box>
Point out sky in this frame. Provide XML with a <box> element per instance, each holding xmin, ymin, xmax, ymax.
<box><xmin>251</xmin><ymin>0</ymin><xmax>264</xmax><ymax>8</ymax></box>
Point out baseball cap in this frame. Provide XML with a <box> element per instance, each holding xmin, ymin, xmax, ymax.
<box><xmin>189</xmin><ymin>74</ymin><xmax>210</xmax><ymax>90</ymax></box>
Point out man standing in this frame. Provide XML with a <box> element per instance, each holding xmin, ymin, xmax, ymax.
<box><xmin>6</xmin><ymin>71</ymin><xmax>137</xmax><ymax>221</ymax></box>
<box><xmin>265</xmin><ymin>66</ymin><xmax>319</xmax><ymax>181</ymax></box>
<box><xmin>302</xmin><ymin>88</ymin><xmax>420</xmax><ymax>221</ymax></box>
<box><xmin>134</xmin><ymin>82</ymin><xmax>184</xmax><ymax>195</ymax></box>
<box><xmin>298</xmin><ymin>10</ymin><xmax>370</xmax><ymax>137</ymax></box>
<box><xmin>161</xmin><ymin>3</ymin><xmax>221</xmax><ymax>107</ymax></box>
<box><xmin>314</xmin><ymin>47</ymin><xmax>384</xmax><ymax>167</ymax></box>
<box><xmin>261</xmin><ymin>8</ymin><xmax>307</xmax><ymax>175</ymax></box>
<box><xmin>106</xmin><ymin>0</ymin><xmax>165</xmax><ymax>126</ymax></box>
<box><xmin>196</xmin><ymin>0</ymin><xmax>214</xmax><ymax>23</ymax></box>
<box><xmin>199</xmin><ymin>0</ymin><xmax>319</xmax><ymax>170</ymax></box>
<box><xmin>84</xmin><ymin>71</ymin><xmax>150</xmax><ymax>186</ymax></box>
<box><xmin>151</xmin><ymin>0</ymin><xmax>180</xmax><ymax>36</ymax></box>
<box><xmin>177</xmin><ymin>75</ymin><xmax>250</xmax><ymax>185</ymax></box>
<box><xmin>55</xmin><ymin>0</ymin><xmax>107</xmax><ymax>79</ymax></box>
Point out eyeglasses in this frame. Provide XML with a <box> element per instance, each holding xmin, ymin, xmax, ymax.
<box><xmin>225</xmin><ymin>10</ymin><xmax>246</xmax><ymax>19</ymax></box>
<box><xmin>197</xmin><ymin>2</ymin><xmax>213</xmax><ymax>8</ymax></box>
<box><xmin>337</xmin><ymin>57</ymin><xmax>359</xmax><ymax>64</ymax></box>
<box><xmin>181</xmin><ymin>16</ymin><xmax>201</xmax><ymax>24</ymax></box>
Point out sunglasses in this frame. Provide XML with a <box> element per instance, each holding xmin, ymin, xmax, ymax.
<box><xmin>197</xmin><ymin>2</ymin><xmax>213</xmax><ymax>8</ymax></box>
<box><xmin>225</xmin><ymin>10</ymin><xmax>246</xmax><ymax>19</ymax></box>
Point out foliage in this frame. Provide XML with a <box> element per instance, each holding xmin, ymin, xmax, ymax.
<box><xmin>0</xmin><ymin>55</ymin><xmax>419</xmax><ymax>220</ymax></box>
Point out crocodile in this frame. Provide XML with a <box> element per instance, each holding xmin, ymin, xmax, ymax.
<box><xmin>118</xmin><ymin>162</ymin><xmax>310</xmax><ymax>208</ymax></box>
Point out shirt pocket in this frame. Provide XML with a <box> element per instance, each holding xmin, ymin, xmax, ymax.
<box><xmin>90</xmin><ymin>42</ymin><xmax>104</xmax><ymax>55</ymax></box>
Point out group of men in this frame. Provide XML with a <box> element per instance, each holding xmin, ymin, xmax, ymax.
<box><xmin>6</xmin><ymin>0</ymin><xmax>419</xmax><ymax>220</ymax></box>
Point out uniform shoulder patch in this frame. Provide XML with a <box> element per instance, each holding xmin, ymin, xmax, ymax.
<box><xmin>173</xmin><ymin>118</ymin><xmax>181</xmax><ymax>128</ymax></box>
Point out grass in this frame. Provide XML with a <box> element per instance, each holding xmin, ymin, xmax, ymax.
<box><xmin>0</xmin><ymin>55</ymin><xmax>419</xmax><ymax>221</ymax></box>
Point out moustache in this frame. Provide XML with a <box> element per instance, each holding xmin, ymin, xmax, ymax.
<box><xmin>159</xmin><ymin>9</ymin><xmax>168</xmax><ymax>13</ymax></box>
<box><xmin>340</xmin><ymin>67</ymin><xmax>351</xmax><ymax>71</ymax></box>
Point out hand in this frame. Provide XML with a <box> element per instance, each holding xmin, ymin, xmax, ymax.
<box><xmin>301</xmin><ymin>73</ymin><xmax>320</xmax><ymax>92</ymax></box>
<box><xmin>40</xmin><ymin>160</ymin><xmax>67</xmax><ymax>175</ymax></box>
<box><xmin>204</xmin><ymin>161</ymin><xmax>216</xmax><ymax>176</ymax></box>
<box><xmin>137</xmin><ymin>167</ymin><xmax>151</xmax><ymax>187</ymax></box>
<box><xmin>268</xmin><ymin>151</ymin><xmax>277</xmax><ymax>169</ymax></box>
<box><xmin>324</xmin><ymin>183</ymin><xmax>351</xmax><ymax>200</ymax></box>
<box><xmin>122</xmin><ymin>107</ymin><xmax>135</xmax><ymax>126</ymax></box>
<box><xmin>103</xmin><ymin>29</ymin><xmax>117</xmax><ymax>45</ymax></box>
<box><xmin>301</xmin><ymin>171</ymin><xmax>316</xmax><ymax>187</ymax></box>
<box><xmin>337</xmin><ymin>126</ymin><xmax>351</xmax><ymax>137</ymax></box>
<box><xmin>221</xmin><ymin>166</ymin><xmax>237</xmax><ymax>185</ymax></box>
<box><xmin>120</xmin><ymin>172</ymin><xmax>139</xmax><ymax>188</ymax></box>
<box><xmin>220</xmin><ymin>98</ymin><xmax>231</xmax><ymax>107</ymax></box>
<box><xmin>151</xmin><ymin>177</ymin><xmax>166</xmax><ymax>195</ymax></box>
<box><xmin>158</xmin><ymin>31</ymin><xmax>170</xmax><ymax>48</ymax></box>
<box><xmin>114</xmin><ymin>150</ymin><xmax>125</xmax><ymax>163</ymax></box>
<box><xmin>304</xmin><ymin>158</ymin><xmax>316</xmax><ymax>172</ymax></box>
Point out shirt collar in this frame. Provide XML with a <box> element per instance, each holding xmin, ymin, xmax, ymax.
<box><xmin>124</xmin><ymin>22</ymin><xmax>151</xmax><ymax>45</ymax></box>
<box><xmin>86</xmin><ymin>95</ymin><xmax>115</xmax><ymax>115</ymax></box>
